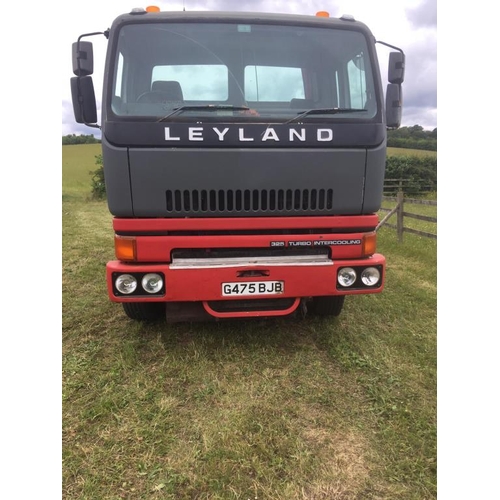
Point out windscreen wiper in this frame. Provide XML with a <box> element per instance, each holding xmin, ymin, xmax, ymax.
<box><xmin>284</xmin><ymin>107</ymin><xmax>366</xmax><ymax>124</ymax></box>
<box><xmin>158</xmin><ymin>105</ymin><xmax>250</xmax><ymax>122</ymax></box>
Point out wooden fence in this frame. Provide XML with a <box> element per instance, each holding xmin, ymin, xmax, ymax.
<box><xmin>377</xmin><ymin>190</ymin><xmax>437</xmax><ymax>241</ymax></box>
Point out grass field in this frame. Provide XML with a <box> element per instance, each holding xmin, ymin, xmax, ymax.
<box><xmin>386</xmin><ymin>147</ymin><xmax>436</xmax><ymax>158</ymax></box>
<box><xmin>62</xmin><ymin>144</ymin><xmax>437</xmax><ymax>499</ymax></box>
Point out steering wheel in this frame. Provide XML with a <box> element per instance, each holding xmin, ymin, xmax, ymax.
<box><xmin>136</xmin><ymin>91</ymin><xmax>171</xmax><ymax>104</ymax></box>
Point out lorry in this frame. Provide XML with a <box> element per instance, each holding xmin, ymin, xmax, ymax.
<box><xmin>70</xmin><ymin>6</ymin><xmax>405</xmax><ymax>322</ymax></box>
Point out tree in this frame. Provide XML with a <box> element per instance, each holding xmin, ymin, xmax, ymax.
<box><xmin>62</xmin><ymin>134</ymin><xmax>101</xmax><ymax>145</ymax></box>
<box><xmin>387</xmin><ymin>126</ymin><xmax>437</xmax><ymax>151</ymax></box>
<box><xmin>90</xmin><ymin>155</ymin><xmax>106</xmax><ymax>199</ymax></box>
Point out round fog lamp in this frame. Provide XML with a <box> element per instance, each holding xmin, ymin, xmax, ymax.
<box><xmin>142</xmin><ymin>273</ymin><xmax>163</xmax><ymax>293</ymax></box>
<box><xmin>115</xmin><ymin>274</ymin><xmax>137</xmax><ymax>294</ymax></box>
<box><xmin>338</xmin><ymin>267</ymin><xmax>356</xmax><ymax>287</ymax></box>
<box><xmin>361</xmin><ymin>267</ymin><xmax>380</xmax><ymax>286</ymax></box>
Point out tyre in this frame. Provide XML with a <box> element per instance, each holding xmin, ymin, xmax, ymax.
<box><xmin>309</xmin><ymin>295</ymin><xmax>345</xmax><ymax>317</ymax></box>
<box><xmin>122</xmin><ymin>302</ymin><xmax>165</xmax><ymax>321</ymax></box>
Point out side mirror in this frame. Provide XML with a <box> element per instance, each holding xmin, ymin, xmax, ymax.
<box><xmin>72</xmin><ymin>41</ymin><xmax>94</xmax><ymax>76</ymax></box>
<box><xmin>388</xmin><ymin>51</ymin><xmax>405</xmax><ymax>84</ymax></box>
<box><xmin>70</xmin><ymin>76</ymin><xmax>98</xmax><ymax>124</ymax></box>
<box><xmin>386</xmin><ymin>83</ymin><xmax>402</xmax><ymax>129</ymax></box>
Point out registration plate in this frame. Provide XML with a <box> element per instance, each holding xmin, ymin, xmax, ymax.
<box><xmin>222</xmin><ymin>281</ymin><xmax>284</xmax><ymax>296</ymax></box>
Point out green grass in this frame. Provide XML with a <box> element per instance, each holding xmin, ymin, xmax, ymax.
<box><xmin>63</xmin><ymin>144</ymin><xmax>436</xmax><ymax>499</ymax></box>
<box><xmin>62</xmin><ymin>143</ymin><xmax>102</xmax><ymax>200</ymax></box>
<box><xmin>387</xmin><ymin>147</ymin><xmax>436</xmax><ymax>158</ymax></box>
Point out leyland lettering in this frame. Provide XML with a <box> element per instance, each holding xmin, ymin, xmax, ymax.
<box><xmin>71</xmin><ymin>7</ymin><xmax>404</xmax><ymax>323</ymax></box>
<box><xmin>164</xmin><ymin>126</ymin><xmax>334</xmax><ymax>143</ymax></box>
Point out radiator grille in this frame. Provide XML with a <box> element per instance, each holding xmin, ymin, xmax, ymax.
<box><xmin>165</xmin><ymin>188</ymin><xmax>334</xmax><ymax>214</ymax></box>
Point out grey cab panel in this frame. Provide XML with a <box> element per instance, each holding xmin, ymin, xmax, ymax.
<box><xmin>111</xmin><ymin>147</ymin><xmax>374</xmax><ymax>218</ymax></box>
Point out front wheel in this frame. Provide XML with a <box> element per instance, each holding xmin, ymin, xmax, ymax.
<box><xmin>122</xmin><ymin>302</ymin><xmax>165</xmax><ymax>321</ymax></box>
<box><xmin>309</xmin><ymin>296</ymin><xmax>345</xmax><ymax>317</ymax></box>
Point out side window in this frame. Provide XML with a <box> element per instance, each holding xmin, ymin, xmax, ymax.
<box><xmin>347</xmin><ymin>53</ymin><xmax>367</xmax><ymax>108</ymax></box>
<box><xmin>245</xmin><ymin>66</ymin><xmax>305</xmax><ymax>101</ymax></box>
<box><xmin>114</xmin><ymin>53</ymin><xmax>124</xmax><ymax>98</ymax></box>
<box><xmin>152</xmin><ymin>65</ymin><xmax>228</xmax><ymax>101</ymax></box>
<box><xmin>111</xmin><ymin>52</ymin><xmax>126</xmax><ymax>113</ymax></box>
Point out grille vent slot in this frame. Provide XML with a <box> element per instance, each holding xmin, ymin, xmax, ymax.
<box><xmin>165</xmin><ymin>188</ymin><xmax>333</xmax><ymax>214</ymax></box>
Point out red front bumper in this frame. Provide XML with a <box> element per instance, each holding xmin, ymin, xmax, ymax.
<box><xmin>107</xmin><ymin>215</ymin><xmax>385</xmax><ymax>318</ymax></box>
<box><xmin>106</xmin><ymin>253</ymin><xmax>385</xmax><ymax>302</ymax></box>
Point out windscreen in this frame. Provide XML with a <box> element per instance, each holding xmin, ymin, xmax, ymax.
<box><xmin>110</xmin><ymin>21</ymin><xmax>377</xmax><ymax>122</ymax></box>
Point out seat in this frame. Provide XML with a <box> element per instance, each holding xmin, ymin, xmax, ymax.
<box><xmin>137</xmin><ymin>81</ymin><xmax>184</xmax><ymax>104</ymax></box>
<box><xmin>151</xmin><ymin>80</ymin><xmax>184</xmax><ymax>101</ymax></box>
<box><xmin>290</xmin><ymin>98</ymin><xmax>315</xmax><ymax>109</ymax></box>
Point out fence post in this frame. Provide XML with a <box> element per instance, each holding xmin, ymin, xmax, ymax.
<box><xmin>397</xmin><ymin>189</ymin><xmax>404</xmax><ymax>242</ymax></box>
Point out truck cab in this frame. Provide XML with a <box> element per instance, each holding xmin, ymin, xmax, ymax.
<box><xmin>71</xmin><ymin>7</ymin><xmax>404</xmax><ymax>322</ymax></box>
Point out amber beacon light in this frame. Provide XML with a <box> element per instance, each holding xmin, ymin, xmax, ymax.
<box><xmin>146</xmin><ymin>5</ymin><xmax>160</xmax><ymax>12</ymax></box>
<box><xmin>316</xmin><ymin>11</ymin><xmax>330</xmax><ymax>17</ymax></box>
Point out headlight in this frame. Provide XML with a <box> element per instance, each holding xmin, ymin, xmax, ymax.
<box><xmin>115</xmin><ymin>274</ymin><xmax>138</xmax><ymax>294</ymax></box>
<box><xmin>142</xmin><ymin>273</ymin><xmax>164</xmax><ymax>294</ymax></box>
<box><xmin>338</xmin><ymin>267</ymin><xmax>356</xmax><ymax>287</ymax></box>
<box><xmin>361</xmin><ymin>267</ymin><xmax>381</xmax><ymax>286</ymax></box>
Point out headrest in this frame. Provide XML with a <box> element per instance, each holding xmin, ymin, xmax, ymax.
<box><xmin>290</xmin><ymin>98</ymin><xmax>315</xmax><ymax>109</ymax></box>
<box><xmin>151</xmin><ymin>80</ymin><xmax>184</xmax><ymax>100</ymax></box>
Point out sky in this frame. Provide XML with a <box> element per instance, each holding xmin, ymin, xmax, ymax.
<box><xmin>61</xmin><ymin>0</ymin><xmax>437</xmax><ymax>135</ymax></box>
